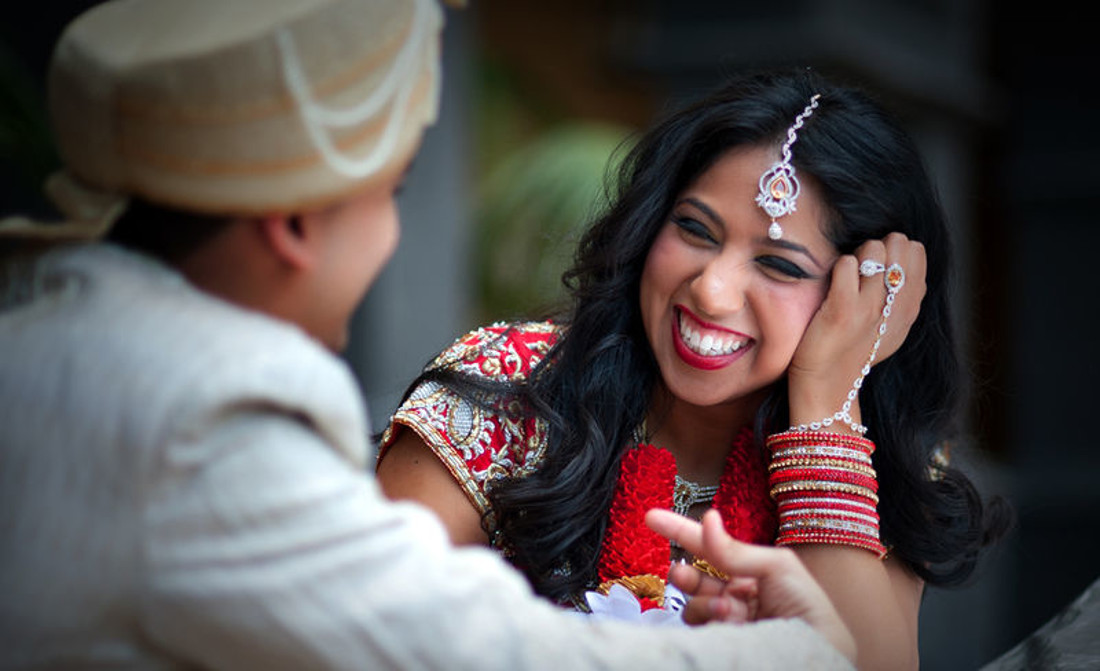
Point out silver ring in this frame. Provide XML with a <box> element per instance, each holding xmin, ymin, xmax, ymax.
<box><xmin>858</xmin><ymin>260</ymin><xmax>886</xmax><ymax>277</ymax></box>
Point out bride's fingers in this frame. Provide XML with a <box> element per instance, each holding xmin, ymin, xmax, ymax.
<box><xmin>825</xmin><ymin>255</ymin><xmax>860</xmax><ymax>312</ymax></box>
<box><xmin>855</xmin><ymin>239</ymin><xmax>889</xmax><ymax>300</ymax></box>
<box><xmin>876</xmin><ymin>235</ymin><xmax>926</xmax><ymax>356</ymax></box>
<box><xmin>845</xmin><ymin>233</ymin><xmax>928</xmax><ymax>363</ymax></box>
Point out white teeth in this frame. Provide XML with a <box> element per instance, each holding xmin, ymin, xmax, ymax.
<box><xmin>682</xmin><ymin>325</ymin><xmax>699</xmax><ymax>347</ymax></box>
<box><xmin>678</xmin><ymin>314</ymin><xmax>747</xmax><ymax>357</ymax></box>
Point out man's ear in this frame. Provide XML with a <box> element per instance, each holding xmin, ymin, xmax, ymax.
<box><xmin>256</xmin><ymin>214</ymin><xmax>316</xmax><ymax>271</ymax></box>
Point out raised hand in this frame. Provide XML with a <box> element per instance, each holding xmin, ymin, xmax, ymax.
<box><xmin>646</xmin><ymin>508</ymin><xmax>857</xmax><ymax>663</ymax></box>
<box><xmin>786</xmin><ymin>232</ymin><xmax>927</xmax><ymax>432</ymax></box>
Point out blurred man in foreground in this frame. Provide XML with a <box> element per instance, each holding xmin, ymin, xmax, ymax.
<box><xmin>0</xmin><ymin>1</ymin><xmax>854</xmax><ymax>667</ymax></box>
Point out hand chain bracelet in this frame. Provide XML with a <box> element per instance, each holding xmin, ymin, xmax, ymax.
<box><xmin>789</xmin><ymin>263</ymin><xmax>905</xmax><ymax>435</ymax></box>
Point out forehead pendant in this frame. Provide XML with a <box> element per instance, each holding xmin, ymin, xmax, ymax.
<box><xmin>756</xmin><ymin>94</ymin><xmax>821</xmax><ymax>240</ymax></box>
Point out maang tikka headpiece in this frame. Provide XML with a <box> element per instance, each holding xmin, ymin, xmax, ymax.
<box><xmin>756</xmin><ymin>94</ymin><xmax>821</xmax><ymax>240</ymax></box>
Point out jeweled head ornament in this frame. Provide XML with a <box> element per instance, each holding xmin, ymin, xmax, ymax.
<box><xmin>756</xmin><ymin>94</ymin><xmax>821</xmax><ymax>240</ymax></box>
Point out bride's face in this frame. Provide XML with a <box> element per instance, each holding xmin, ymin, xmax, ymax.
<box><xmin>639</xmin><ymin>145</ymin><xmax>839</xmax><ymax>409</ymax></box>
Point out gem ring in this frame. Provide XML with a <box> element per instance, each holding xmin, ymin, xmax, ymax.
<box><xmin>858</xmin><ymin>260</ymin><xmax>885</xmax><ymax>277</ymax></box>
<box><xmin>884</xmin><ymin>263</ymin><xmax>905</xmax><ymax>294</ymax></box>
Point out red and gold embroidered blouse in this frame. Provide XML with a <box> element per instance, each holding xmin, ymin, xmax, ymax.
<box><xmin>379</xmin><ymin>321</ymin><xmax>777</xmax><ymax>601</ymax></box>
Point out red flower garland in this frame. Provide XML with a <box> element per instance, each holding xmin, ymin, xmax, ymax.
<box><xmin>713</xmin><ymin>428</ymin><xmax>778</xmax><ymax>544</ymax></box>
<box><xmin>595</xmin><ymin>428</ymin><xmax>778</xmax><ymax>610</ymax></box>
<box><xmin>597</xmin><ymin>444</ymin><xmax>676</xmax><ymax>585</ymax></box>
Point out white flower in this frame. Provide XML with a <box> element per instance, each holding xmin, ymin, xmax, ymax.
<box><xmin>577</xmin><ymin>583</ymin><xmax>687</xmax><ymax>627</ymax></box>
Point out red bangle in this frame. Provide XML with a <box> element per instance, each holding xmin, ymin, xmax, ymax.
<box><xmin>769</xmin><ymin>456</ymin><xmax>876</xmax><ymax>474</ymax></box>
<box><xmin>773</xmin><ymin>490</ymin><xmax>877</xmax><ymax>508</ymax></box>
<box><xmin>769</xmin><ymin>468</ymin><xmax>879</xmax><ymax>491</ymax></box>
<box><xmin>766</xmin><ymin>430</ymin><xmax>886</xmax><ymax>559</ymax></box>
<box><xmin>766</xmin><ymin>430</ymin><xmax>876</xmax><ymax>454</ymax></box>
<box><xmin>776</xmin><ymin>531</ymin><xmax>887</xmax><ymax>558</ymax></box>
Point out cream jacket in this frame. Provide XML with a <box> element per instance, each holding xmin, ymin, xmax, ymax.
<box><xmin>0</xmin><ymin>244</ymin><xmax>851</xmax><ymax>670</ymax></box>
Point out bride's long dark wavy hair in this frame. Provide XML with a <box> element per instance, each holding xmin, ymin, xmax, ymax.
<box><xmin>403</xmin><ymin>68</ymin><xmax>1010</xmax><ymax>601</ymax></box>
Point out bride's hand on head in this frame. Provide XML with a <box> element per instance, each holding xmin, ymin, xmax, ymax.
<box><xmin>786</xmin><ymin>232</ymin><xmax>927</xmax><ymax>429</ymax></box>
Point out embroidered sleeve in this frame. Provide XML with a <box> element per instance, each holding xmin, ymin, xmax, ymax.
<box><xmin>378</xmin><ymin>322</ymin><xmax>559</xmax><ymax>524</ymax></box>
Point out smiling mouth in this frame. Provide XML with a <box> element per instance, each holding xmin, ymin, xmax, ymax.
<box><xmin>676</xmin><ymin>308</ymin><xmax>751</xmax><ymax>357</ymax></box>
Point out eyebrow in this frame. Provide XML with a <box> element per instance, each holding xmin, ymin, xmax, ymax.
<box><xmin>768</xmin><ymin>237</ymin><xmax>825</xmax><ymax>271</ymax></box>
<box><xmin>678</xmin><ymin>196</ymin><xmax>825</xmax><ymax>270</ymax></box>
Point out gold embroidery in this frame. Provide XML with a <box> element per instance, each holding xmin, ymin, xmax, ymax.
<box><xmin>383</xmin><ymin>321</ymin><xmax>559</xmax><ymax>532</ymax></box>
<box><xmin>597</xmin><ymin>574</ymin><xmax>668</xmax><ymax>607</ymax></box>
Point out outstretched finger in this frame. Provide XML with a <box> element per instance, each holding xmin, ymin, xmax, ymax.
<box><xmin>699</xmin><ymin>510</ymin><xmax>800</xmax><ymax>581</ymax></box>
<box><xmin>645</xmin><ymin>508</ymin><xmax>705</xmax><ymax>556</ymax></box>
<box><xmin>655</xmin><ymin>508</ymin><xmax>784</xmax><ymax>582</ymax></box>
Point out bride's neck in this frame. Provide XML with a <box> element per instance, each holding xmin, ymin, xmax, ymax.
<box><xmin>645</xmin><ymin>387</ymin><xmax>765</xmax><ymax>482</ymax></box>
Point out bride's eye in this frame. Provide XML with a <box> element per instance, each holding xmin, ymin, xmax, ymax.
<box><xmin>757</xmin><ymin>255</ymin><xmax>810</xmax><ymax>280</ymax></box>
<box><xmin>672</xmin><ymin>216</ymin><xmax>717</xmax><ymax>244</ymax></box>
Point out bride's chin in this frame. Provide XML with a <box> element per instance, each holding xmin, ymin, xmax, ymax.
<box><xmin>659</xmin><ymin>378</ymin><xmax>734</xmax><ymax>409</ymax></box>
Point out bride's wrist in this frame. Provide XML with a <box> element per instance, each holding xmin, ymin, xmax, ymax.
<box><xmin>787</xmin><ymin>384</ymin><xmax>865</xmax><ymax>436</ymax></box>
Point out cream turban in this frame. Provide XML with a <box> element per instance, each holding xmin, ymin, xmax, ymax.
<box><xmin>2</xmin><ymin>0</ymin><xmax>449</xmax><ymax>240</ymax></box>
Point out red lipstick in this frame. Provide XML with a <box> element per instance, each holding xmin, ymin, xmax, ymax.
<box><xmin>671</xmin><ymin>306</ymin><xmax>752</xmax><ymax>371</ymax></box>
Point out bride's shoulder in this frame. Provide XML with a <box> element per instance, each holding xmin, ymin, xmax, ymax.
<box><xmin>427</xmin><ymin>320</ymin><xmax>561</xmax><ymax>382</ymax></box>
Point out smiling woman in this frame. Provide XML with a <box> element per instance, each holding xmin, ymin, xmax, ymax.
<box><xmin>375</xmin><ymin>68</ymin><xmax>1010</xmax><ymax>670</ymax></box>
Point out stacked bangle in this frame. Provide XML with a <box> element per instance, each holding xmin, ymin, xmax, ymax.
<box><xmin>766</xmin><ymin>430</ymin><xmax>887</xmax><ymax>558</ymax></box>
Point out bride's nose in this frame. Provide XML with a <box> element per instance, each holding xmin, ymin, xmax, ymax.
<box><xmin>689</xmin><ymin>256</ymin><xmax>748</xmax><ymax>317</ymax></box>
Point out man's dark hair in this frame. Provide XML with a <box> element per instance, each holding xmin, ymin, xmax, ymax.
<box><xmin>106</xmin><ymin>198</ymin><xmax>233</xmax><ymax>264</ymax></box>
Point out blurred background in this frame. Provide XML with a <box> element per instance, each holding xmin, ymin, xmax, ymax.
<box><xmin>3</xmin><ymin>2</ymin><xmax>1097</xmax><ymax>668</ymax></box>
